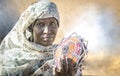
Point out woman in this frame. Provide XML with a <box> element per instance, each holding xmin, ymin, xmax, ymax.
<box><xmin>0</xmin><ymin>0</ymin><xmax>60</xmax><ymax>75</ymax></box>
<box><xmin>0</xmin><ymin>0</ymin><xmax>87</xmax><ymax>75</ymax></box>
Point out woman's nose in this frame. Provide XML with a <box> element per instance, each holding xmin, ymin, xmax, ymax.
<box><xmin>43</xmin><ymin>26</ymin><xmax>51</xmax><ymax>34</ymax></box>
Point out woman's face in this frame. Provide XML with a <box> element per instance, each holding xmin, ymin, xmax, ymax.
<box><xmin>33</xmin><ymin>17</ymin><xmax>59</xmax><ymax>46</ymax></box>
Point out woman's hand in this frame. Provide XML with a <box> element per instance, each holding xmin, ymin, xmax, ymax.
<box><xmin>53</xmin><ymin>55</ymin><xmax>74</xmax><ymax>76</ymax></box>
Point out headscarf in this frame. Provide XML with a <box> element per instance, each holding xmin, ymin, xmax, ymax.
<box><xmin>0</xmin><ymin>0</ymin><xmax>59</xmax><ymax>75</ymax></box>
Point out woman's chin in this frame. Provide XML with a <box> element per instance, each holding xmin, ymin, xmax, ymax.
<box><xmin>41</xmin><ymin>41</ymin><xmax>53</xmax><ymax>46</ymax></box>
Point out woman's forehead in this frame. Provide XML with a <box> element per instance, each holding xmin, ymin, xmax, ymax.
<box><xmin>35</xmin><ymin>17</ymin><xmax>58</xmax><ymax>23</ymax></box>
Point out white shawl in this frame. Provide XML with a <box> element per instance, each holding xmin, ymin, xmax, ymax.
<box><xmin>0</xmin><ymin>0</ymin><xmax>59</xmax><ymax>75</ymax></box>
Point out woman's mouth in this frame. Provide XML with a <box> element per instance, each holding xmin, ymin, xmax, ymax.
<box><xmin>42</xmin><ymin>37</ymin><xmax>53</xmax><ymax>41</ymax></box>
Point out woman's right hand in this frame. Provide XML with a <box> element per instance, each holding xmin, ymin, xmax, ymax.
<box><xmin>53</xmin><ymin>55</ymin><xmax>74</xmax><ymax>76</ymax></box>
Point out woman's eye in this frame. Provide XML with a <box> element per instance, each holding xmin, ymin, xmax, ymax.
<box><xmin>37</xmin><ymin>23</ymin><xmax>44</xmax><ymax>28</ymax></box>
<box><xmin>50</xmin><ymin>22</ymin><xmax>57</xmax><ymax>28</ymax></box>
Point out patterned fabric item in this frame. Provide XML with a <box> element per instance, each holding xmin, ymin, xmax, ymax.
<box><xmin>54</xmin><ymin>32</ymin><xmax>88</xmax><ymax>74</ymax></box>
<box><xmin>32</xmin><ymin>33</ymin><xmax>88</xmax><ymax>76</ymax></box>
<box><xmin>0</xmin><ymin>0</ymin><xmax>59</xmax><ymax>76</ymax></box>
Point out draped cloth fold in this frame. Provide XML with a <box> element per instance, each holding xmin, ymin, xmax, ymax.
<box><xmin>0</xmin><ymin>0</ymin><xmax>59</xmax><ymax>75</ymax></box>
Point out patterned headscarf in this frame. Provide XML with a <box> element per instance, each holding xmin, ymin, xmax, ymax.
<box><xmin>0</xmin><ymin>0</ymin><xmax>59</xmax><ymax>52</ymax></box>
<box><xmin>0</xmin><ymin>0</ymin><xmax>59</xmax><ymax>75</ymax></box>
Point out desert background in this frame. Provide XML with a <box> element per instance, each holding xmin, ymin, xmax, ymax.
<box><xmin>0</xmin><ymin>0</ymin><xmax>120</xmax><ymax>76</ymax></box>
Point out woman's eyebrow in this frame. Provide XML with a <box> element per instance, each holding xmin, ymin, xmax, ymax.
<box><xmin>36</xmin><ymin>20</ymin><xmax>44</xmax><ymax>24</ymax></box>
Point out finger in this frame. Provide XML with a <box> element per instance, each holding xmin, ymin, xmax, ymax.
<box><xmin>55</xmin><ymin>58</ymin><xmax>62</xmax><ymax>72</ymax></box>
<box><xmin>67</xmin><ymin>58</ymin><xmax>74</xmax><ymax>76</ymax></box>
<box><xmin>63</xmin><ymin>55</ymin><xmax>68</xmax><ymax>73</ymax></box>
<box><xmin>53</xmin><ymin>65</ymin><xmax>56</xmax><ymax>76</ymax></box>
<box><xmin>59</xmin><ymin>57</ymin><xmax>63</xmax><ymax>72</ymax></box>
<box><xmin>53</xmin><ymin>65</ymin><xmax>59</xmax><ymax>76</ymax></box>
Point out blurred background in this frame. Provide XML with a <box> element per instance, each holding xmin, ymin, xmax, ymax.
<box><xmin>0</xmin><ymin>0</ymin><xmax>120</xmax><ymax>75</ymax></box>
